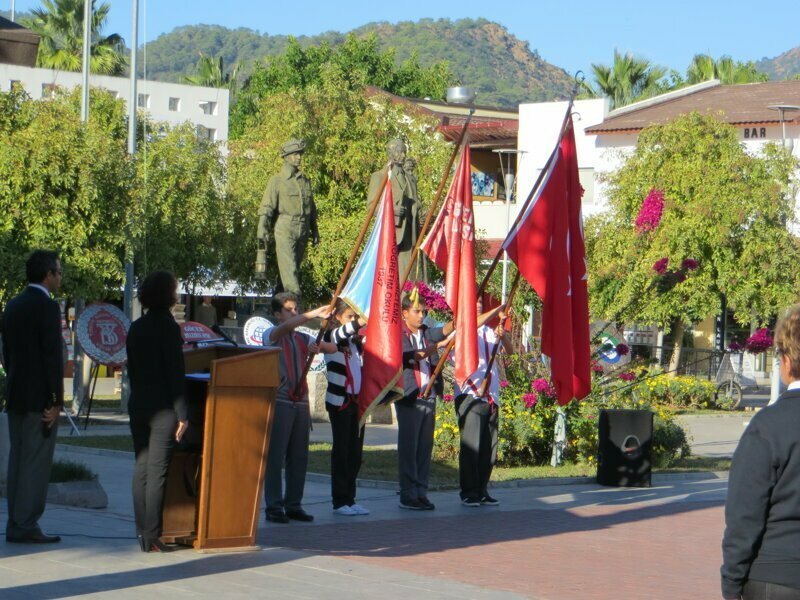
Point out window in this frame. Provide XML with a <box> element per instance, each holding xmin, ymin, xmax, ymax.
<box><xmin>137</xmin><ymin>93</ymin><xmax>149</xmax><ymax>108</ymax></box>
<box><xmin>9</xmin><ymin>79</ymin><xmax>21</xmax><ymax>91</ymax></box>
<box><xmin>41</xmin><ymin>83</ymin><xmax>60</xmax><ymax>98</ymax></box>
<box><xmin>196</xmin><ymin>125</ymin><xmax>216</xmax><ymax>141</ymax></box>
<box><xmin>168</xmin><ymin>97</ymin><xmax>181</xmax><ymax>111</ymax></box>
<box><xmin>199</xmin><ymin>101</ymin><xmax>216</xmax><ymax>116</ymax></box>
<box><xmin>578</xmin><ymin>168</ymin><xmax>595</xmax><ymax>205</ymax></box>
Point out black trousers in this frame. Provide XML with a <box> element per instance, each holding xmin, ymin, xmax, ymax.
<box><xmin>743</xmin><ymin>580</ymin><xmax>800</xmax><ymax>600</ymax></box>
<box><xmin>326</xmin><ymin>400</ymin><xmax>364</xmax><ymax>508</ymax></box>
<box><xmin>6</xmin><ymin>411</ymin><xmax>58</xmax><ymax>537</ymax></box>
<box><xmin>455</xmin><ymin>394</ymin><xmax>498</xmax><ymax>501</ymax></box>
<box><xmin>396</xmin><ymin>397</ymin><xmax>436</xmax><ymax>503</ymax></box>
<box><xmin>130</xmin><ymin>409</ymin><xmax>176</xmax><ymax>541</ymax></box>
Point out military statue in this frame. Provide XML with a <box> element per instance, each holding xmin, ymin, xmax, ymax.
<box><xmin>368</xmin><ymin>139</ymin><xmax>421</xmax><ymax>280</ymax></box>
<box><xmin>257</xmin><ymin>139</ymin><xmax>319</xmax><ymax>294</ymax></box>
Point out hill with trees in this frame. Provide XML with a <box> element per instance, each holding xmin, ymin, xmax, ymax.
<box><xmin>135</xmin><ymin>18</ymin><xmax>575</xmax><ymax>107</ymax></box>
<box><xmin>757</xmin><ymin>46</ymin><xmax>800</xmax><ymax>80</ymax></box>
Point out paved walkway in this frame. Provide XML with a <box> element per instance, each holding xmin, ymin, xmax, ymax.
<box><xmin>0</xmin><ymin>443</ymin><xmax>729</xmax><ymax>599</ymax></box>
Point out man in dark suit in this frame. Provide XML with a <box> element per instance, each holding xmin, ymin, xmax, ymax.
<box><xmin>3</xmin><ymin>250</ymin><xmax>64</xmax><ymax>543</ymax></box>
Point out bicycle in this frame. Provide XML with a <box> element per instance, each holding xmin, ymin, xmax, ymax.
<box><xmin>715</xmin><ymin>351</ymin><xmax>759</xmax><ymax>409</ymax></box>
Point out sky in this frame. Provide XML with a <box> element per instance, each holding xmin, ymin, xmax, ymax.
<box><xmin>6</xmin><ymin>0</ymin><xmax>799</xmax><ymax>76</ymax></box>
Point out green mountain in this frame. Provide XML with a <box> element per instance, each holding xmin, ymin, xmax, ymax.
<box><xmin>756</xmin><ymin>46</ymin><xmax>800</xmax><ymax>80</ymax></box>
<box><xmin>137</xmin><ymin>18</ymin><xmax>574</xmax><ymax>107</ymax></box>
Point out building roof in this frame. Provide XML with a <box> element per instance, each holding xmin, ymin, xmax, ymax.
<box><xmin>365</xmin><ymin>86</ymin><xmax>519</xmax><ymax>149</ymax></box>
<box><xmin>585</xmin><ymin>80</ymin><xmax>800</xmax><ymax>135</ymax></box>
<box><xmin>0</xmin><ymin>16</ymin><xmax>40</xmax><ymax>68</ymax></box>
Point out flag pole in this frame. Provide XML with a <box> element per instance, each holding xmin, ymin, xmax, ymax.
<box><xmin>419</xmin><ymin>91</ymin><xmax>579</xmax><ymax>399</ymax></box>
<box><xmin>400</xmin><ymin>109</ymin><xmax>475</xmax><ymax>288</ymax></box>
<box><xmin>295</xmin><ymin>172</ymin><xmax>389</xmax><ymax>393</ymax></box>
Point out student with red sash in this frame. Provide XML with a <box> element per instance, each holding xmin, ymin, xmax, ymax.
<box><xmin>262</xmin><ymin>292</ymin><xmax>336</xmax><ymax>524</ymax></box>
<box><xmin>455</xmin><ymin>299</ymin><xmax>511</xmax><ymax>507</ymax></box>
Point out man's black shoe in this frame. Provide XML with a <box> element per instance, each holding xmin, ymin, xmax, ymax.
<box><xmin>419</xmin><ymin>497</ymin><xmax>436</xmax><ymax>510</ymax></box>
<box><xmin>6</xmin><ymin>531</ymin><xmax>61</xmax><ymax>544</ymax></box>
<box><xmin>480</xmin><ymin>495</ymin><xmax>500</xmax><ymax>506</ymax></box>
<box><xmin>461</xmin><ymin>496</ymin><xmax>481</xmax><ymax>507</ymax></box>
<box><xmin>266</xmin><ymin>510</ymin><xmax>290</xmax><ymax>524</ymax></box>
<box><xmin>285</xmin><ymin>509</ymin><xmax>314</xmax><ymax>522</ymax></box>
<box><xmin>398</xmin><ymin>498</ymin><xmax>426</xmax><ymax>510</ymax></box>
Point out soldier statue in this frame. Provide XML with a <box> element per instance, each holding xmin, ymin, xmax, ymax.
<box><xmin>257</xmin><ymin>139</ymin><xmax>319</xmax><ymax>294</ymax></box>
<box><xmin>368</xmin><ymin>139</ymin><xmax>421</xmax><ymax>280</ymax></box>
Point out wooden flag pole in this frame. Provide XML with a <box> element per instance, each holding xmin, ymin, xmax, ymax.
<box><xmin>295</xmin><ymin>172</ymin><xmax>389</xmax><ymax>394</ymax></box>
<box><xmin>419</xmin><ymin>94</ymin><xmax>578</xmax><ymax>399</ymax></box>
<box><xmin>400</xmin><ymin>109</ymin><xmax>475</xmax><ymax>288</ymax></box>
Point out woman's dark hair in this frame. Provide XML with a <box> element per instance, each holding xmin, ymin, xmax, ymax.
<box><xmin>26</xmin><ymin>250</ymin><xmax>60</xmax><ymax>284</ymax></box>
<box><xmin>334</xmin><ymin>297</ymin><xmax>351</xmax><ymax>314</ymax></box>
<box><xmin>137</xmin><ymin>271</ymin><xmax>178</xmax><ymax>311</ymax></box>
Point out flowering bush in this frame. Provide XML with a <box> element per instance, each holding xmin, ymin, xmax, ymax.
<box><xmin>432</xmin><ymin>354</ymin><xmax>695</xmax><ymax>469</ymax></box>
<box><xmin>745</xmin><ymin>328</ymin><xmax>773</xmax><ymax>354</ymax></box>
<box><xmin>635</xmin><ymin>188</ymin><xmax>665</xmax><ymax>233</ymax></box>
<box><xmin>402</xmin><ymin>280</ymin><xmax>452</xmax><ymax>321</ymax></box>
<box><xmin>728</xmin><ymin>340</ymin><xmax>744</xmax><ymax>352</ymax></box>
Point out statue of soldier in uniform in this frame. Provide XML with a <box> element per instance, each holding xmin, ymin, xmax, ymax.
<box><xmin>368</xmin><ymin>139</ymin><xmax>421</xmax><ymax>280</ymax></box>
<box><xmin>257</xmin><ymin>139</ymin><xmax>319</xmax><ymax>294</ymax></box>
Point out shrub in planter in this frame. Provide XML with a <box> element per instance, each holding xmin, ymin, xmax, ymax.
<box><xmin>50</xmin><ymin>459</ymin><xmax>97</xmax><ymax>483</ymax></box>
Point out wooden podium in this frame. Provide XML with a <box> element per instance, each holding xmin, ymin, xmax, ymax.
<box><xmin>161</xmin><ymin>345</ymin><xmax>279</xmax><ymax>552</ymax></box>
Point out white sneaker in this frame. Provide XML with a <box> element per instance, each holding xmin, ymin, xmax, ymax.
<box><xmin>333</xmin><ymin>505</ymin><xmax>357</xmax><ymax>516</ymax></box>
<box><xmin>349</xmin><ymin>503</ymin><xmax>370</xmax><ymax>515</ymax></box>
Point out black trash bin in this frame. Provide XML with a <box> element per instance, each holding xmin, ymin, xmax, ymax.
<box><xmin>597</xmin><ymin>409</ymin><xmax>653</xmax><ymax>487</ymax></box>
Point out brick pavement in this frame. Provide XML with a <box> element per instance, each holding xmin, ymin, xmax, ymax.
<box><xmin>262</xmin><ymin>500</ymin><xmax>725</xmax><ymax>600</ymax></box>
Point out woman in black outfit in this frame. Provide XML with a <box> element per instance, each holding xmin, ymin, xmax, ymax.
<box><xmin>126</xmin><ymin>271</ymin><xmax>188</xmax><ymax>553</ymax></box>
<box><xmin>722</xmin><ymin>304</ymin><xmax>800</xmax><ymax>599</ymax></box>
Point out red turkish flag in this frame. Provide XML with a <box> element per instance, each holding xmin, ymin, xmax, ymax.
<box><xmin>420</xmin><ymin>143</ymin><xmax>478</xmax><ymax>387</ymax></box>
<box><xmin>358</xmin><ymin>180</ymin><xmax>404</xmax><ymax>421</ymax></box>
<box><xmin>503</xmin><ymin>116</ymin><xmax>590</xmax><ymax>405</ymax></box>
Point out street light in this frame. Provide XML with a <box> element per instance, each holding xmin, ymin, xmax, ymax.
<box><xmin>492</xmin><ymin>149</ymin><xmax>526</xmax><ymax>301</ymax></box>
<box><xmin>767</xmin><ymin>104</ymin><xmax>800</xmax><ymax>152</ymax></box>
<box><xmin>446</xmin><ymin>87</ymin><xmax>477</xmax><ymax>106</ymax></box>
<box><xmin>767</xmin><ymin>104</ymin><xmax>800</xmax><ymax>406</ymax></box>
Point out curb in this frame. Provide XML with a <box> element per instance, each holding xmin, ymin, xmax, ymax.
<box><xmin>55</xmin><ymin>445</ymin><xmax>729</xmax><ymax>488</ymax></box>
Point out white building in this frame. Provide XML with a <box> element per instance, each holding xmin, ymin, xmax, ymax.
<box><xmin>0</xmin><ymin>63</ymin><xmax>229</xmax><ymax>142</ymax></box>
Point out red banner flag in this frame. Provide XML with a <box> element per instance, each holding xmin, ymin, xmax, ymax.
<box><xmin>420</xmin><ymin>143</ymin><xmax>478</xmax><ymax>387</ymax></box>
<box><xmin>502</xmin><ymin>116</ymin><xmax>590</xmax><ymax>405</ymax></box>
<box><xmin>358</xmin><ymin>181</ymin><xmax>404</xmax><ymax>421</ymax></box>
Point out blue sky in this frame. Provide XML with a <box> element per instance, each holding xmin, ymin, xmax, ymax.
<box><xmin>7</xmin><ymin>0</ymin><xmax>799</xmax><ymax>75</ymax></box>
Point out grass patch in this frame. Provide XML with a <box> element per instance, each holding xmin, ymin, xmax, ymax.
<box><xmin>58</xmin><ymin>435</ymin><xmax>134</xmax><ymax>452</ymax></box>
<box><xmin>64</xmin><ymin>398</ymin><xmax>121</xmax><ymax>411</ymax></box>
<box><xmin>55</xmin><ymin>440</ymin><xmax>731</xmax><ymax>485</ymax></box>
<box><xmin>658</xmin><ymin>456</ymin><xmax>731</xmax><ymax>472</ymax></box>
<box><xmin>50</xmin><ymin>459</ymin><xmax>96</xmax><ymax>483</ymax></box>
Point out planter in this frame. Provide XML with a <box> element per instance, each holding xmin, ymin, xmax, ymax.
<box><xmin>47</xmin><ymin>479</ymin><xmax>108</xmax><ymax>509</ymax></box>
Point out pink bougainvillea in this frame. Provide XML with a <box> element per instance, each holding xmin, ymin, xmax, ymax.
<box><xmin>745</xmin><ymin>328</ymin><xmax>773</xmax><ymax>354</ymax></box>
<box><xmin>615</xmin><ymin>343</ymin><xmax>630</xmax><ymax>356</ymax></box>
<box><xmin>618</xmin><ymin>371</ymin><xmax>636</xmax><ymax>381</ymax></box>
<box><xmin>531</xmin><ymin>378</ymin><xmax>556</xmax><ymax>397</ymax></box>
<box><xmin>402</xmin><ymin>280</ymin><xmax>451</xmax><ymax>315</ymax></box>
<box><xmin>728</xmin><ymin>340</ymin><xmax>744</xmax><ymax>352</ymax></box>
<box><xmin>635</xmin><ymin>188</ymin><xmax>665</xmax><ymax>233</ymax></box>
<box><xmin>653</xmin><ymin>258</ymin><xmax>669</xmax><ymax>274</ymax></box>
<box><xmin>499</xmin><ymin>380</ymin><xmax>509</xmax><ymax>389</ymax></box>
<box><xmin>443</xmin><ymin>394</ymin><xmax>454</xmax><ymax>403</ymax></box>
<box><xmin>681</xmin><ymin>258</ymin><xmax>699</xmax><ymax>271</ymax></box>
<box><xmin>523</xmin><ymin>393</ymin><xmax>538</xmax><ymax>408</ymax></box>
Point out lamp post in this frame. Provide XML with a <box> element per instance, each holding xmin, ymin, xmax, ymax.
<box><xmin>767</xmin><ymin>104</ymin><xmax>800</xmax><ymax>405</ymax></box>
<box><xmin>492</xmin><ymin>149</ymin><xmax>525</xmax><ymax>302</ymax></box>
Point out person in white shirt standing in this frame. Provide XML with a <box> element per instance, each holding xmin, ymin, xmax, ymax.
<box><xmin>455</xmin><ymin>299</ymin><xmax>511</xmax><ymax>507</ymax></box>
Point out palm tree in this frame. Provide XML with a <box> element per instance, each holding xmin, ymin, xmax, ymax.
<box><xmin>686</xmin><ymin>54</ymin><xmax>768</xmax><ymax>85</ymax></box>
<box><xmin>184</xmin><ymin>54</ymin><xmax>240</xmax><ymax>98</ymax></box>
<box><xmin>584</xmin><ymin>50</ymin><xmax>667</xmax><ymax>109</ymax></box>
<box><xmin>24</xmin><ymin>0</ymin><xmax>126</xmax><ymax>75</ymax></box>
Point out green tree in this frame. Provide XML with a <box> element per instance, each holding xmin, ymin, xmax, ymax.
<box><xmin>183</xmin><ymin>53</ymin><xmax>241</xmax><ymax>99</ymax></box>
<box><xmin>130</xmin><ymin>121</ymin><xmax>231</xmax><ymax>290</ymax></box>
<box><xmin>582</xmin><ymin>50</ymin><xmax>667</xmax><ymax>109</ymax></box>
<box><xmin>0</xmin><ymin>86</ymin><xmax>131</xmax><ymax>303</ymax></box>
<box><xmin>24</xmin><ymin>0</ymin><xmax>126</xmax><ymax>75</ymax></box>
<box><xmin>586</xmin><ymin>113</ymin><xmax>799</xmax><ymax>367</ymax></box>
<box><xmin>686</xmin><ymin>54</ymin><xmax>768</xmax><ymax>85</ymax></box>
<box><xmin>226</xmin><ymin>63</ymin><xmax>452</xmax><ymax>303</ymax></box>
<box><xmin>230</xmin><ymin>33</ymin><xmax>456</xmax><ymax>138</ymax></box>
